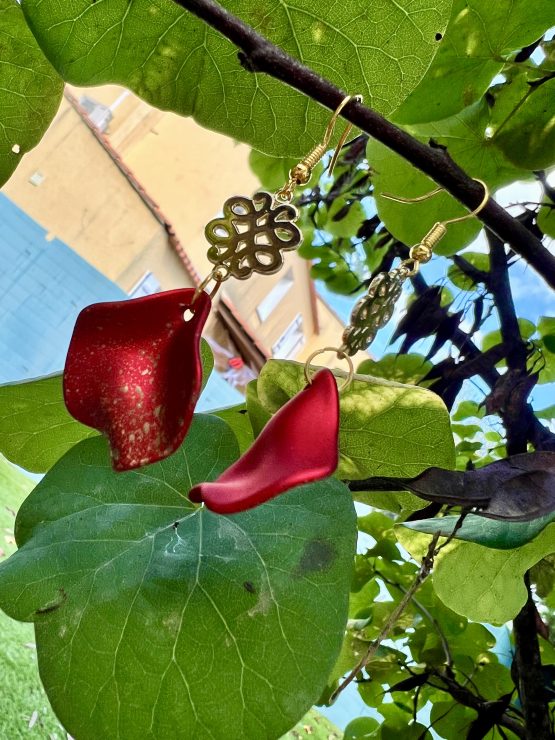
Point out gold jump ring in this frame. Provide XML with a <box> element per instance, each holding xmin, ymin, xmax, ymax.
<box><xmin>304</xmin><ymin>346</ymin><xmax>354</xmax><ymax>393</ymax></box>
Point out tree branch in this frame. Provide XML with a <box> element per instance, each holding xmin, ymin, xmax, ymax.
<box><xmin>172</xmin><ymin>0</ymin><xmax>555</xmax><ymax>290</ymax></box>
<box><xmin>512</xmin><ymin>573</ymin><xmax>553</xmax><ymax>739</ymax></box>
<box><xmin>429</xmin><ymin>670</ymin><xmax>526</xmax><ymax>739</ymax></box>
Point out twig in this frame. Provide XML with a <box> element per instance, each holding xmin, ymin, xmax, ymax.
<box><xmin>172</xmin><ymin>0</ymin><xmax>555</xmax><ymax>290</ymax></box>
<box><xmin>377</xmin><ymin>572</ymin><xmax>453</xmax><ymax>671</ymax></box>
<box><xmin>330</xmin><ymin>533</ymin><xmax>440</xmax><ymax>702</ymax></box>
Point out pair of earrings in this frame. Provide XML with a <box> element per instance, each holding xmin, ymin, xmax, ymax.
<box><xmin>63</xmin><ymin>96</ymin><xmax>489</xmax><ymax>513</ymax></box>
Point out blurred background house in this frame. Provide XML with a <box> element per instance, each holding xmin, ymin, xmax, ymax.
<box><xmin>2</xmin><ymin>85</ymin><xmax>346</xmax><ymax>397</ymax></box>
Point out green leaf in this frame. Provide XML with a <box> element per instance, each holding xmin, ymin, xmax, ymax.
<box><xmin>327</xmin><ymin>198</ymin><xmax>366</xmax><ymax>239</ymax></box>
<box><xmin>255</xmin><ymin>359</ymin><xmax>455</xmax><ymax>480</ymax></box>
<box><xmin>0</xmin><ymin>0</ymin><xmax>63</xmax><ymax>186</ymax></box>
<box><xmin>368</xmin><ymin>100</ymin><xmax>525</xmax><ymax>255</ymax></box>
<box><xmin>0</xmin><ymin>415</ymin><xmax>356</xmax><ymax>739</ymax></box>
<box><xmin>494</xmin><ymin>77</ymin><xmax>555</xmax><ymax>171</ymax></box>
<box><xmin>481</xmin><ymin>318</ymin><xmax>536</xmax><ymax>352</ymax></box>
<box><xmin>249</xmin><ymin>150</ymin><xmax>297</xmax><ymax>192</ymax></box>
<box><xmin>403</xmin><ymin>512</ymin><xmax>555</xmax><ymax>549</ymax></box>
<box><xmin>21</xmin><ymin>0</ymin><xmax>452</xmax><ymax>156</ymax></box>
<box><xmin>452</xmin><ymin>400</ymin><xmax>485</xmax><ymax>421</ymax></box>
<box><xmin>0</xmin><ymin>374</ymin><xmax>96</xmax><ymax>474</ymax></box>
<box><xmin>0</xmin><ymin>339</ymin><xmax>214</xmax><ymax>474</ymax></box>
<box><xmin>538</xmin><ymin>203</ymin><xmax>555</xmax><ymax>239</ymax></box>
<box><xmin>344</xmin><ymin>716</ymin><xmax>380</xmax><ymax>739</ymax></box>
<box><xmin>356</xmin><ymin>354</ymin><xmax>432</xmax><ymax>385</ymax></box>
<box><xmin>429</xmin><ymin>701</ymin><xmax>477</xmax><ymax>739</ymax></box>
<box><xmin>536</xmin><ymin>404</ymin><xmax>555</xmax><ymax>421</ymax></box>
<box><xmin>432</xmin><ymin>524</ymin><xmax>555</xmax><ymax>623</ymax></box>
<box><xmin>283</xmin><ymin>708</ymin><xmax>342</xmax><ymax>739</ymax></box>
<box><xmin>199</xmin><ymin>337</ymin><xmax>215</xmax><ymax>388</ymax></box>
<box><xmin>447</xmin><ymin>252</ymin><xmax>489</xmax><ymax>290</ymax></box>
<box><xmin>213</xmin><ymin>403</ymin><xmax>254</xmax><ymax>453</ymax></box>
<box><xmin>246</xmin><ymin>379</ymin><xmax>272</xmax><ymax>437</ymax></box>
<box><xmin>394</xmin><ymin>0</ymin><xmax>555</xmax><ymax>124</ymax></box>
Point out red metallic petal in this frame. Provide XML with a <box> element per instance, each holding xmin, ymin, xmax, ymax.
<box><xmin>189</xmin><ymin>368</ymin><xmax>339</xmax><ymax>513</ymax></box>
<box><xmin>63</xmin><ymin>289</ymin><xmax>211</xmax><ymax>471</ymax></box>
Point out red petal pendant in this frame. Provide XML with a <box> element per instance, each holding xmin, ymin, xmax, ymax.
<box><xmin>189</xmin><ymin>368</ymin><xmax>339</xmax><ymax>513</ymax></box>
<box><xmin>64</xmin><ymin>289</ymin><xmax>211</xmax><ymax>471</ymax></box>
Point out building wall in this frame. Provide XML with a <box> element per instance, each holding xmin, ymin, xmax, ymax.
<box><xmin>3</xmin><ymin>96</ymin><xmax>192</xmax><ymax>295</ymax></box>
<box><xmin>4</xmin><ymin>84</ymin><xmax>347</xmax><ymax>369</ymax></box>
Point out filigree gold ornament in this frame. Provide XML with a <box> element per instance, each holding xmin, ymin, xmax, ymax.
<box><xmin>205</xmin><ymin>192</ymin><xmax>301</xmax><ymax>279</ymax></box>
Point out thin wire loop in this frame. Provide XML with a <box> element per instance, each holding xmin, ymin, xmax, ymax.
<box><xmin>381</xmin><ymin>178</ymin><xmax>490</xmax><ymax>226</ymax></box>
<box><xmin>327</xmin><ymin>94</ymin><xmax>363</xmax><ymax>175</ymax></box>
<box><xmin>276</xmin><ymin>94</ymin><xmax>363</xmax><ymax>201</ymax></box>
<box><xmin>192</xmin><ymin>265</ymin><xmax>230</xmax><ymax>304</ymax></box>
<box><xmin>304</xmin><ymin>346</ymin><xmax>354</xmax><ymax>393</ymax></box>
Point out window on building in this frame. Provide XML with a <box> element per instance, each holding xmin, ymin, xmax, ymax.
<box><xmin>79</xmin><ymin>96</ymin><xmax>113</xmax><ymax>133</ymax></box>
<box><xmin>271</xmin><ymin>313</ymin><xmax>305</xmax><ymax>359</ymax></box>
<box><xmin>129</xmin><ymin>271</ymin><xmax>161</xmax><ymax>298</ymax></box>
<box><xmin>255</xmin><ymin>269</ymin><xmax>294</xmax><ymax>323</ymax></box>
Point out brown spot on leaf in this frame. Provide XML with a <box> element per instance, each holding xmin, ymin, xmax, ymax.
<box><xmin>297</xmin><ymin>539</ymin><xmax>336</xmax><ymax>576</ymax></box>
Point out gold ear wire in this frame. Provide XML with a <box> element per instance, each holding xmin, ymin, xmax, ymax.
<box><xmin>276</xmin><ymin>94</ymin><xmax>363</xmax><ymax>201</ymax></box>
<box><xmin>382</xmin><ymin>179</ymin><xmax>489</xmax><ymax>224</ymax></box>
<box><xmin>326</xmin><ymin>94</ymin><xmax>363</xmax><ymax>175</ymax></box>
<box><xmin>380</xmin><ymin>178</ymin><xmax>490</xmax><ymax>256</ymax></box>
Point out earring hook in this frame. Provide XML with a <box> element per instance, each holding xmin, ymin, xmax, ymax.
<box><xmin>276</xmin><ymin>94</ymin><xmax>363</xmax><ymax>202</ymax></box>
<box><xmin>326</xmin><ymin>94</ymin><xmax>364</xmax><ymax>175</ymax></box>
<box><xmin>381</xmin><ymin>178</ymin><xmax>490</xmax><ymax>226</ymax></box>
<box><xmin>380</xmin><ymin>179</ymin><xmax>490</xmax><ymax>260</ymax></box>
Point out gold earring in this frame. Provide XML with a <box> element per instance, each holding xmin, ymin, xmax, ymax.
<box><xmin>193</xmin><ymin>94</ymin><xmax>363</xmax><ymax>302</ymax></box>
<box><xmin>335</xmin><ymin>178</ymin><xmax>490</xmax><ymax>356</ymax></box>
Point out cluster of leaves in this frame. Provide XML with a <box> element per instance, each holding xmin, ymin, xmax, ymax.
<box><xmin>0</xmin><ymin>0</ymin><xmax>554</xmax><ymax>738</ymax></box>
<box><xmin>248</xmin><ymin>1</ymin><xmax>555</xmax><ymax>735</ymax></box>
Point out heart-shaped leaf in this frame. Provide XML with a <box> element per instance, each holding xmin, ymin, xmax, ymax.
<box><xmin>190</xmin><ymin>369</ymin><xmax>339</xmax><ymax>513</ymax></box>
<box><xmin>0</xmin><ymin>0</ymin><xmax>63</xmax><ymax>186</ymax></box>
<box><xmin>251</xmin><ymin>360</ymin><xmax>454</xmax><ymax>510</ymax></box>
<box><xmin>432</xmin><ymin>526</ymin><xmax>555</xmax><ymax>623</ymax></box>
<box><xmin>0</xmin><ymin>414</ymin><xmax>356</xmax><ymax>739</ymax></box>
<box><xmin>21</xmin><ymin>0</ymin><xmax>452</xmax><ymax>156</ymax></box>
<box><xmin>64</xmin><ymin>289</ymin><xmax>211</xmax><ymax>471</ymax></box>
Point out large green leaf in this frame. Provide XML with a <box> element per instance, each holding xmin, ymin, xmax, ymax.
<box><xmin>432</xmin><ymin>525</ymin><xmax>555</xmax><ymax>623</ymax></box>
<box><xmin>253</xmin><ymin>360</ymin><xmax>455</xmax><ymax>481</ymax></box>
<box><xmin>0</xmin><ymin>414</ymin><xmax>356</xmax><ymax>739</ymax></box>
<box><xmin>0</xmin><ymin>339</ymin><xmax>214</xmax><ymax>474</ymax></box>
<box><xmin>394</xmin><ymin>0</ymin><xmax>555</xmax><ymax>124</ymax></box>
<box><xmin>21</xmin><ymin>0</ymin><xmax>452</xmax><ymax>156</ymax></box>
<box><xmin>404</xmin><ymin>512</ymin><xmax>555</xmax><ymax>549</ymax></box>
<box><xmin>0</xmin><ymin>0</ymin><xmax>63</xmax><ymax>186</ymax></box>
<box><xmin>0</xmin><ymin>374</ymin><xmax>96</xmax><ymax>474</ymax></box>
<box><xmin>368</xmin><ymin>99</ymin><xmax>526</xmax><ymax>255</ymax></box>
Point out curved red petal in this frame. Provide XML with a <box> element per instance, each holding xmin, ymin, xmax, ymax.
<box><xmin>189</xmin><ymin>368</ymin><xmax>339</xmax><ymax>513</ymax></box>
<box><xmin>63</xmin><ymin>289</ymin><xmax>211</xmax><ymax>471</ymax></box>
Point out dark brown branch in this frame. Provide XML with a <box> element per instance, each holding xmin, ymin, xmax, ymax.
<box><xmin>411</xmin><ymin>265</ymin><xmax>555</xmax><ymax>451</ymax></box>
<box><xmin>172</xmin><ymin>0</ymin><xmax>555</xmax><ymax>290</ymax></box>
<box><xmin>512</xmin><ymin>574</ymin><xmax>553</xmax><ymax>739</ymax></box>
<box><xmin>430</xmin><ymin>670</ymin><xmax>526</xmax><ymax>739</ymax></box>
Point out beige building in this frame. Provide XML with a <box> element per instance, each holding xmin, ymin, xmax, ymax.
<box><xmin>3</xmin><ymin>85</ymin><xmax>346</xmax><ymax>381</ymax></box>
